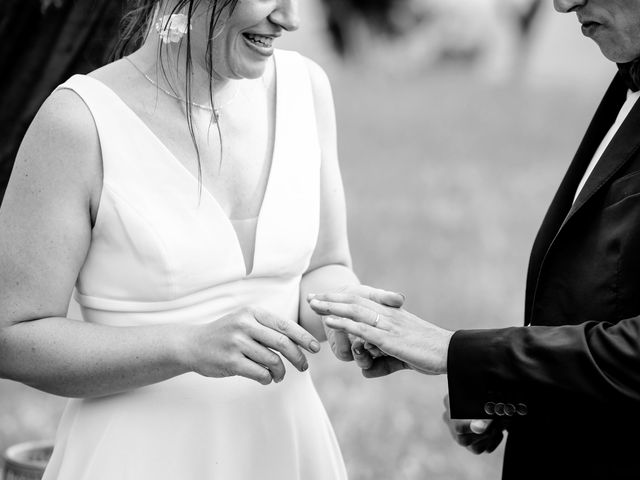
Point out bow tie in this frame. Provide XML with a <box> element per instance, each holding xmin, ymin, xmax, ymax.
<box><xmin>618</xmin><ymin>60</ymin><xmax>640</xmax><ymax>92</ymax></box>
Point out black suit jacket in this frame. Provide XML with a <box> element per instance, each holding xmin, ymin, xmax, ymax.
<box><xmin>447</xmin><ymin>73</ymin><xmax>640</xmax><ymax>479</ymax></box>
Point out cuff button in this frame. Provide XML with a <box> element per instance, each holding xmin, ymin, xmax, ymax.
<box><xmin>516</xmin><ymin>403</ymin><xmax>528</xmax><ymax>416</ymax></box>
<box><xmin>484</xmin><ymin>402</ymin><xmax>496</xmax><ymax>415</ymax></box>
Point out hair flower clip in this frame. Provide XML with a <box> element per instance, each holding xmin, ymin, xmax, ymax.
<box><xmin>155</xmin><ymin>14</ymin><xmax>191</xmax><ymax>44</ymax></box>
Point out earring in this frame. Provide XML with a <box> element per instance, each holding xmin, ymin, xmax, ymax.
<box><xmin>155</xmin><ymin>13</ymin><xmax>191</xmax><ymax>44</ymax></box>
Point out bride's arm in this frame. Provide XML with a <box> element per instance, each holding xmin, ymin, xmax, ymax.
<box><xmin>0</xmin><ymin>89</ymin><xmax>317</xmax><ymax>398</ymax></box>
<box><xmin>298</xmin><ymin>59</ymin><xmax>403</xmax><ymax>348</ymax></box>
<box><xmin>298</xmin><ymin>58</ymin><xmax>355</xmax><ymax>343</ymax></box>
<box><xmin>0</xmin><ymin>90</ymin><xmax>189</xmax><ymax>397</ymax></box>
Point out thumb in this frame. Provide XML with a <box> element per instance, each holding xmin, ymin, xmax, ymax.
<box><xmin>470</xmin><ymin>419</ymin><xmax>492</xmax><ymax>434</ymax></box>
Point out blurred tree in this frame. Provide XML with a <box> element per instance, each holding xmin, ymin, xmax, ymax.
<box><xmin>319</xmin><ymin>0</ymin><xmax>402</xmax><ymax>56</ymax></box>
<box><xmin>0</xmin><ymin>0</ymin><xmax>124</xmax><ymax>201</ymax></box>
<box><xmin>318</xmin><ymin>0</ymin><xmax>543</xmax><ymax>59</ymax></box>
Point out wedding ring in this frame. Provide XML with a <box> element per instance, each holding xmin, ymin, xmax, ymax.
<box><xmin>373</xmin><ymin>313</ymin><xmax>380</xmax><ymax>328</ymax></box>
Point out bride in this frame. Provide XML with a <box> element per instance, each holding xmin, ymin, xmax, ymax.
<box><xmin>0</xmin><ymin>1</ymin><xmax>402</xmax><ymax>478</ymax></box>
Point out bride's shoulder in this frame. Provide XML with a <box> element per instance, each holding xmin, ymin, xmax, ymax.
<box><xmin>296</xmin><ymin>56</ymin><xmax>335</xmax><ymax>131</ymax></box>
<box><xmin>37</xmin><ymin>58</ymin><xmax>134</xmax><ymax>144</ymax></box>
<box><xmin>293</xmin><ymin>55</ymin><xmax>334</xmax><ymax>114</ymax></box>
<box><xmin>301</xmin><ymin>56</ymin><xmax>332</xmax><ymax>91</ymax></box>
<box><xmin>88</xmin><ymin>57</ymin><xmax>144</xmax><ymax>98</ymax></box>
<box><xmin>14</xmin><ymin>78</ymin><xmax>103</xmax><ymax>217</ymax></box>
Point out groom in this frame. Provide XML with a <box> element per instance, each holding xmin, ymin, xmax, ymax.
<box><xmin>310</xmin><ymin>0</ymin><xmax>640</xmax><ymax>478</ymax></box>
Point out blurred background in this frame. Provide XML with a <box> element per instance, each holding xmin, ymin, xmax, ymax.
<box><xmin>0</xmin><ymin>0</ymin><xmax>615</xmax><ymax>479</ymax></box>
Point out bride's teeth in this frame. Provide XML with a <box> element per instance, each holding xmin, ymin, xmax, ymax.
<box><xmin>246</xmin><ymin>34</ymin><xmax>272</xmax><ymax>47</ymax></box>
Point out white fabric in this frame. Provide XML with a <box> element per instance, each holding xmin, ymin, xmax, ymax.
<box><xmin>573</xmin><ymin>89</ymin><xmax>640</xmax><ymax>202</ymax></box>
<box><xmin>42</xmin><ymin>50</ymin><xmax>347</xmax><ymax>480</ymax></box>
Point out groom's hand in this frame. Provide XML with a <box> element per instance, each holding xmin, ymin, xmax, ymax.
<box><xmin>313</xmin><ymin>285</ymin><xmax>405</xmax><ymax>364</ymax></box>
<box><xmin>353</xmin><ymin>352</ymin><xmax>410</xmax><ymax>378</ymax></box>
<box><xmin>442</xmin><ymin>395</ymin><xmax>505</xmax><ymax>455</ymax></box>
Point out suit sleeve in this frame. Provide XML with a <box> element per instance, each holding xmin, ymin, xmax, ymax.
<box><xmin>446</xmin><ymin>317</ymin><xmax>640</xmax><ymax>419</ymax></box>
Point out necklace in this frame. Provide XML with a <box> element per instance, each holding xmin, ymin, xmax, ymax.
<box><xmin>125</xmin><ymin>56</ymin><xmax>239</xmax><ymax>121</ymax></box>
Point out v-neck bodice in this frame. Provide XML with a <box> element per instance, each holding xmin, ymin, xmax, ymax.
<box><xmin>59</xmin><ymin>49</ymin><xmax>322</xmax><ymax>326</ymax></box>
<box><xmin>71</xmin><ymin>59</ymin><xmax>280</xmax><ymax>279</ymax></box>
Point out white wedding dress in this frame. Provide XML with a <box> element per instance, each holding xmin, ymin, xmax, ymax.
<box><xmin>42</xmin><ymin>50</ymin><xmax>348</xmax><ymax>480</ymax></box>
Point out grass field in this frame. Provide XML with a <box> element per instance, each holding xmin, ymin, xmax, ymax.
<box><xmin>309</xmin><ymin>62</ymin><xmax>605</xmax><ymax>479</ymax></box>
<box><xmin>0</xmin><ymin>9</ymin><xmax>615</xmax><ymax>479</ymax></box>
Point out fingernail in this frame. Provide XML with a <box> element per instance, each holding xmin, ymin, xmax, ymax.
<box><xmin>302</xmin><ymin>362</ymin><xmax>309</xmax><ymax>371</ymax></box>
<box><xmin>310</xmin><ymin>340</ymin><xmax>321</xmax><ymax>353</ymax></box>
<box><xmin>399</xmin><ymin>293</ymin><xmax>406</xmax><ymax>301</ymax></box>
<box><xmin>354</xmin><ymin>348</ymin><xmax>362</xmax><ymax>355</ymax></box>
<box><xmin>307</xmin><ymin>293</ymin><xmax>316</xmax><ymax>301</ymax></box>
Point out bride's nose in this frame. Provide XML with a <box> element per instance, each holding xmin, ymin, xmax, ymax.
<box><xmin>269</xmin><ymin>0</ymin><xmax>300</xmax><ymax>32</ymax></box>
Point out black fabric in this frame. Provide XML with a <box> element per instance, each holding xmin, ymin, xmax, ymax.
<box><xmin>0</xmin><ymin>0</ymin><xmax>125</xmax><ymax>201</ymax></box>
<box><xmin>447</xmin><ymin>74</ymin><xmax>640</xmax><ymax>479</ymax></box>
<box><xmin>617</xmin><ymin>60</ymin><xmax>640</xmax><ymax>92</ymax></box>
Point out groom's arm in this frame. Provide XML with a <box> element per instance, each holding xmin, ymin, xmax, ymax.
<box><xmin>447</xmin><ymin>317</ymin><xmax>640</xmax><ymax>419</ymax></box>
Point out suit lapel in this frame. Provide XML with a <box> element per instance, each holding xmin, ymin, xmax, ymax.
<box><xmin>524</xmin><ymin>74</ymin><xmax>627</xmax><ymax>324</ymax></box>
<box><xmin>568</xmin><ymin>93</ymin><xmax>640</xmax><ymax>218</ymax></box>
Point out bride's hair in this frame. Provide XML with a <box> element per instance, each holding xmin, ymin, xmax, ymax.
<box><xmin>112</xmin><ymin>0</ymin><xmax>239</xmax><ymax>183</ymax></box>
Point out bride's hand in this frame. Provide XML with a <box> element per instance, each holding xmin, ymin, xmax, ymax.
<box><xmin>183</xmin><ymin>308</ymin><xmax>321</xmax><ymax>385</ymax></box>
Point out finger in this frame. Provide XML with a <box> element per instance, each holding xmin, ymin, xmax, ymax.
<box><xmin>482</xmin><ymin>430</ymin><xmax>504</xmax><ymax>454</ymax></box>
<box><xmin>467</xmin><ymin>430</ymin><xmax>504</xmax><ymax>455</ymax></box>
<box><xmin>351</xmin><ymin>336</ymin><xmax>365</xmax><ymax>355</ymax></box>
<box><xmin>251</xmin><ymin>325</ymin><xmax>309</xmax><ymax>372</ymax></box>
<box><xmin>450</xmin><ymin>419</ymin><xmax>474</xmax><ymax>436</ymax></box>
<box><xmin>343</xmin><ymin>285</ymin><xmax>405</xmax><ymax>308</ymax></box>
<box><xmin>322</xmin><ymin>314</ymin><xmax>387</xmax><ymax>348</ymax></box>
<box><xmin>361</xmin><ymin>356</ymin><xmax>408</xmax><ymax>378</ymax></box>
<box><xmin>254</xmin><ymin>310</ymin><xmax>321</xmax><ymax>353</ymax></box>
<box><xmin>235</xmin><ymin>358</ymin><xmax>274</xmax><ymax>386</ymax></box>
<box><xmin>310</xmin><ymin>293</ymin><xmax>387</xmax><ymax>317</ymax></box>
<box><xmin>354</xmin><ymin>350</ymin><xmax>373</xmax><ymax>369</ymax></box>
<box><xmin>351</xmin><ymin>337</ymin><xmax>374</xmax><ymax>370</ymax></box>
<box><xmin>470</xmin><ymin>419</ymin><xmax>492</xmax><ymax>434</ymax></box>
<box><xmin>327</xmin><ymin>326</ymin><xmax>354</xmax><ymax>361</ymax></box>
<box><xmin>242</xmin><ymin>342</ymin><xmax>286</xmax><ymax>383</ymax></box>
<box><xmin>310</xmin><ymin>298</ymin><xmax>388</xmax><ymax>330</ymax></box>
<box><xmin>363</xmin><ymin>342</ymin><xmax>384</xmax><ymax>358</ymax></box>
<box><xmin>468</xmin><ymin>440</ymin><xmax>490</xmax><ymax>455</ymax></box>
<box><xmin>448</xmin><ymin>420</ymin><xmax>503</xmax><ymax>449</ymax></box>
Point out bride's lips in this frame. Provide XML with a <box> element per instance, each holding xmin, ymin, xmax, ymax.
<box><xmin>242</xmin><ymin>32</ymin><xmax>277</xmax><ymax>57</ymax></box>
